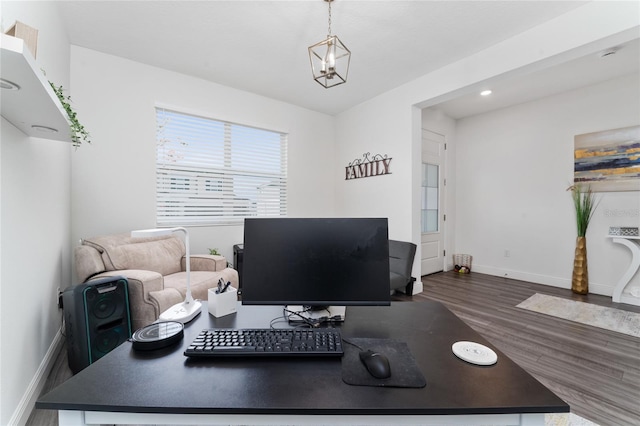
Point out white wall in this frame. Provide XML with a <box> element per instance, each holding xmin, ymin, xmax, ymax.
<box><xmin>335</xmin><ymin>1</ymin><xmax>639</xmax><ymax>294</ymax></box>
<box><xmin>70</xmin><ymin>47</ymin><xmax>336</xmax><ymax>270</ymax></box>
<box><xmin>0</xmin><ymin>2</ymin><xmax>71</xmax><ymax>424</ymax></box>
<box><xmin>453</xmin><ymin>73</ymin><xmax>640</xmax><ymax>296</ymax></box>
<box><xmin>335</xmin><ymin>99</ymin><xmax>415</xmax><ymax>233</ymax></box>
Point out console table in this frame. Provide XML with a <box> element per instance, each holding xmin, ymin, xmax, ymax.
<box><xmin>36</xmin><ymin>301</ymin><xmax>568</xmax><ymax>425</ymax></box>
<box><xmin>610</xmin><ymin>235</ymin><xmax>640</xmax><ymax>306</ymax></box>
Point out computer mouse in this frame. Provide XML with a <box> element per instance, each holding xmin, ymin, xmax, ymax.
<box><xmin>359</xmin><ymin>349</ymin><xmax>391</xmax><ymax>379</ymax></box>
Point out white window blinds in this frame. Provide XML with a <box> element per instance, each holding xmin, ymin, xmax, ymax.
<box><xmin>155</xmin><ymin>108</ymin><xmax>288</xmax><ymax>225</ymax></box>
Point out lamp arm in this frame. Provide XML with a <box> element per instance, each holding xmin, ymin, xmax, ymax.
<box><xmin>131</xmin><ymin>226</ymin><xmax>201</xmax><ymax>323</ymax></box>
<box><xmin>174</xmin><ymin>227</ymin><xmax>193</xmax><ymax>305</ymax></box>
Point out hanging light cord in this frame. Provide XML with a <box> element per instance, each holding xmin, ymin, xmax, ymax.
<box><xmin>327</xmin><ymin>0</ymin><xmax>332</xmax><ymax>36</ymax></box>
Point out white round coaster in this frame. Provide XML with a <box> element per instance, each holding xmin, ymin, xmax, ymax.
<box><xmin>452</xmin><ymin>341</ymin><xmax>498</xmax><ymax>366</ymax></box>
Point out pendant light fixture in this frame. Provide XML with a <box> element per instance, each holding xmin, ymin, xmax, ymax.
<box><xmin>308</xmin><ymin>0</ymin><xmax>351</xmax><ymax>88</ymax></box>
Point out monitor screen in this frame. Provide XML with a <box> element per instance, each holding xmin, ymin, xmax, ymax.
<box><xmin>241</xmin><ymin>217</ymin><xmax>391</xmax><ymax>307</ymax></box>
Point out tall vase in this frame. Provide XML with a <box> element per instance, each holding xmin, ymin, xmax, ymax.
<box><xmin>572</xmin><ymin>236</ymin><xmax>588</xmax><ymax>294</ymax></box>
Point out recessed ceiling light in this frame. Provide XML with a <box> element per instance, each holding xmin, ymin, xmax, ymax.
<box><xmin>480</xmin><ymin>90</ymin><xmax>492</xmax><ymax>96</ymax></box>
<box><xmin>31</xmin><ymin>125</ymin><xmax>58</xmax><ymax>133</ymax></box>
<box><xmin>0</xmin><ymin>78</ymin><xmax>20</xmax><ymax>90</ymax></box>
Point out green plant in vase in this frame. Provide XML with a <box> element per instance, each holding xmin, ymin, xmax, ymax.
<box><xmin>568</xmin><ymin>184</ymin><xmax>599</xmax><ymax>294</ymax></box>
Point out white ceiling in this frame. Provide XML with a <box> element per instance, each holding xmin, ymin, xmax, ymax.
<box><xmin>435</xmin><ymin>37</ymin><xmax>640</xmax><ymax>119</ymax></box>
<box><xmin>56</xmin><ymin>1</ymin><xmax>638</xmax><ymax>117</ymax></box>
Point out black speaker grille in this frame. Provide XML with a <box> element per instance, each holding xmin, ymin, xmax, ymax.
<box><xmin>94</xmin><ymin>329</ymin><xmax>123</xmax><ymax>354</ymax></box>
<box><xmin>91</xmin><ymin>294</ymin><xmax>119</xmax><ymax>319</ymax></box>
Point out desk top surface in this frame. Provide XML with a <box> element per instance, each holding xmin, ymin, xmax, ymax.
<box><xmin>37</xmin><ymin>301</ymin><xmax>568</xmax><ymax>416</ymax></box>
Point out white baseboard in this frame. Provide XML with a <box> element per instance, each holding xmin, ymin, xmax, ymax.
<box><xmin>10</xmin><ymin>328</ymin><xmax>64</xmax><ymax>426</ymax></box>
<box><xmin>472</xmin><ymin>264</ymin><xmax>614</xmax><ymax>297</ymax></box>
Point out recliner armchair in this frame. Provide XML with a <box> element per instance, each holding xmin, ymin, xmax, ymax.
<box><xmin>389</xmin><ymin>239</ymin><xmax>417</xmax><ymax>295</ymax></box>
<box><xmin>75</xmin><ymin>232</ymin><xmax>238</xmax><ymax>330</ymax></box>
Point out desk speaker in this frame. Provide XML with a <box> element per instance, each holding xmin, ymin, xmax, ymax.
<box><xmin>63</xmin><ymin>276</ymin><xmax>132</xmax><ymax>373</ymax></box>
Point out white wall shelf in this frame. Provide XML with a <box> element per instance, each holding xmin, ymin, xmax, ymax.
<box><xmin>0</xmin><ymin>33</ymin><xmax>71</xmax><ymax>142</ymax></box>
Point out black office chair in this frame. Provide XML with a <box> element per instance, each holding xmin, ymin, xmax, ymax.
<box><xmin>389</xmin><ymin>240</ymin><xmax>417</xmax><ymax>295</ymax></box>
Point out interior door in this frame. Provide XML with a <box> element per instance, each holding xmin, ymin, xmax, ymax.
<box><xmin>421</xmin><ymin>129</ymin><xmax>446</xmax><ymax>275</ymax></box>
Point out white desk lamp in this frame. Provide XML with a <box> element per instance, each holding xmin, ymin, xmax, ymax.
<box><xmin>130</xmin><ymin>227</ymin><xmax>202</xmax><ymax>323</ymax></box>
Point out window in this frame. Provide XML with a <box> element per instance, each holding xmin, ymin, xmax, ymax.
<box><xmin>421</xmin><ymin>163</ymin><xmax>439</xmax><ymax>233</ymax></box>
<box><xmin>155</xmin><ymin>108</ymin><xmax>288</xmax><ymax>225</ymax></box>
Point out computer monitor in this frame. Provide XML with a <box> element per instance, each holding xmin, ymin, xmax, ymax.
<box><xmin>241</xmin><ymin>218</ymin><xmax>391</xmax><ymax>317</ymax></box>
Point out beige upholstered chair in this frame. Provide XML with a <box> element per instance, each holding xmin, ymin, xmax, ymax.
<box><xmin>75</xmin><ymin>233</ymin><xmax>238</xmax><ymax>330</ymax></box>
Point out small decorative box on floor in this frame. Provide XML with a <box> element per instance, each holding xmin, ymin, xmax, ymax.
<box><xmin>208</xmin><ymin>286</ymin><xmax>238</xmax><ymax>317</ymax></box>
<box><xmin>453</xmin><ymin>254</ymin><xmax>472</xmax><ymax>274</ymax></box>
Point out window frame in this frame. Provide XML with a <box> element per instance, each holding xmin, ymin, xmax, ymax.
<box><xmin>155</xmin><ymin>107</ymin><xmax>288</xmax><ymax>226</ymax></box>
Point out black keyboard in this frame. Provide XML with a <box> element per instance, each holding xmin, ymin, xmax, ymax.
<box><xmin>184</xmin><ymin>328</ymin><xmax>344</xmax><ymax>357</ymax></box>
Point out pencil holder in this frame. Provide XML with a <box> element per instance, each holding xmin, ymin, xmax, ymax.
<box><xmin>208</xmin><ymin>286</ymin><xmax>238</xmax><ymax>318</ymax></box>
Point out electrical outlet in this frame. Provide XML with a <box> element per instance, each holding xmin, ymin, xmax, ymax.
<box><xmin>504</xmin><ymin>249</ymin><xmax>510</xmax><ymax>258</ymax></box>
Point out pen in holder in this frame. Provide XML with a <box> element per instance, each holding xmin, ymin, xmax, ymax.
<box><xmin>208</xmin><ymin>285</ymin><xmax>238</xmax><ymax>318</ymax></box>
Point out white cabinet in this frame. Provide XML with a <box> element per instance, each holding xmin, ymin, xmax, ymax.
<box><xmin>0</xmin><ymin>33</ymin><xmax>71</xmax><ymax>142</ymax></box>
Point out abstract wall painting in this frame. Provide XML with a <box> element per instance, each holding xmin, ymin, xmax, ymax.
<box><xmin>574</xmin><ymin>125</ymin><xmax>640</xmax><ymax>192</ymax></box>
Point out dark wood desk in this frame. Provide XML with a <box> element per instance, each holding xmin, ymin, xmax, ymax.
<box><xmin>37</xmin><ymin>301</ymin><xmax>568</xmax><ymax>425</ymax></box>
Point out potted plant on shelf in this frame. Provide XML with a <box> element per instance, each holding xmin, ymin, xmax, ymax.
<box><xmin>209</xmin><ymin>248</ymin><xmax>233</xmax><ymax>268</ymax></box>
<box><xmin>49</xmin><ymin>81</ymin><xmax>90</xmax><ymax>148</ymax></box>
<box><xmin>568</xmin><ymin>184</ymin><xmax>599</xmax><ymax>294</ymax></box>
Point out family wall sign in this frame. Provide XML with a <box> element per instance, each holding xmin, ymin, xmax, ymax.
<box><xmin>345</xmin><ymin>153</ymin><xmax>392</xmax><ymax>181</ymax></box>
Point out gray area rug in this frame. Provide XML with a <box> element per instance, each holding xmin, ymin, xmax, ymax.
<box><xmin>517</xmin><ymin>293</ymin><xmax>640</xmax><ymax>338</ymax></box>
<box><xmin>546</xmin><ymin>412</ymin><xmax>599</xmax><ymax>426</ymax></box>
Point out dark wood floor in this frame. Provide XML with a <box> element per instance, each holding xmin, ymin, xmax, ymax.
<box><xmin>408</xmin><ymin>271</ymin><xmax>640</xmax><ymax>426</ymax></box>
<box><xmin>28</xmin><ymin>271</ymin><xmax>640</xmax><ymax>425</ymax></box>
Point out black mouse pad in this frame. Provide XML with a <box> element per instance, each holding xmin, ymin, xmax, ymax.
<box><xmin>341</xmin><ymin>338</ymin><xmax>426</xmax><ymax>388</ymax></box>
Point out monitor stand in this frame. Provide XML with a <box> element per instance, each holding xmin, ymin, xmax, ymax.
<box><xmin>285</xmin><ymin>305</ymin><xmax>346</xmax><ymax>323</ymax></box>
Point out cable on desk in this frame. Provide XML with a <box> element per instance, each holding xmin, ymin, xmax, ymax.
<box><xmin>280</xmin><ymin>307</ymin><xmax>342</xmax><ymax>328</ymax></box>
<box><xmin>342</xmin><ymin>338</ymin><xmax>364</xmax><ymax>351</ymax></box>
